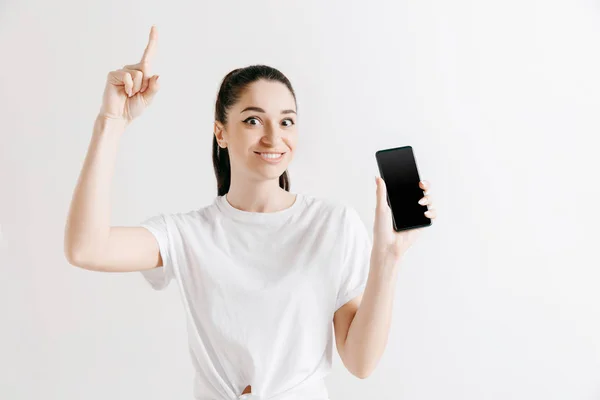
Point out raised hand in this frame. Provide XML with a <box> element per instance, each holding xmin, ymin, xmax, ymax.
<box><xmin>98</xmin><ymin>25</ymin><xmax>161</xmax><ymax>123</ymax></box>
<box><xmin>372</xmin><ymin>177</ymin><xmax>437</xmax><ymax>264</ymax></box>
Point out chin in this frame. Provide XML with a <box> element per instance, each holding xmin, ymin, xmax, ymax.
<box><xmin>251</xmin><ymin>163</ymin><xmax>289</xmax><ymax>179</ymax></box>
<box><xmin>257</xmin><ymin>166</ymin><xmax>288</xmax><ymax>178</ymax></box>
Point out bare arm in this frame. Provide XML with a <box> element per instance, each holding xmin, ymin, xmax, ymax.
<box><xmin>63</xmin><ymin>116</ymin><xmax>162</xmax><ymax>271</ymax></box>
<box><xmin>333</xmin><ymin>178</ymin><xmax>437</xmax><ymax>378</ymax></box>
<box><xmin>333</xmin><ymin>253</ymin><xmax>399</xmax><ymax>379</ymax></box>
<box><xmin>63</xmin><ymin>26</ymin><xmax>162</xmax><ymax>272</ymax></box>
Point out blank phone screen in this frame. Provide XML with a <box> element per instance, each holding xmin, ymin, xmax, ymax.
<box><xmin>375</xmin><ymin>146</ymin><xmax>431</xmax><ymax>232</ymax></box>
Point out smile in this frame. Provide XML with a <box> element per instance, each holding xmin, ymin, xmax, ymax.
<box><xmin>254</xmin><ymin>152</ymin><xmax>285</xmax><ymax>163</ymax></box>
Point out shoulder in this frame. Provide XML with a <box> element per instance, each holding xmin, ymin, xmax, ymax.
<box><xmin>304</xmin><ymin>194</ymin><xmax>369</xmax><ymax>240</ymax></box>
<box><xmin>157</xmin><ymin>199</ymin><xmax>220</xmax><ymax>227</ymax></box>
<box><xmin>299</xmin><ymin>192</ymin><xmax>361</xmax><ymax>224</ymax></box>
<box><xmin>301</xmin><ymin>192</ymin><xmax>342</xmax><ymax>213</ymax></box>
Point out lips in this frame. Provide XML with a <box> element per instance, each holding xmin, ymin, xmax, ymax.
<box><xmin>254</xmin><ymin>151</ymin><xmax>285</xmax><ymax>163</ymax></box>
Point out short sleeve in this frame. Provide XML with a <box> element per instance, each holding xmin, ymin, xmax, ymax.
<box><xmin>139</xmin><ymin>213</ymin><xmax>174</xmax><ymax>290</ymax></box>
<box><xmin>335</xmin><ymin>206</ymin><xmax>372</xmax><ymax>311</ymax></box>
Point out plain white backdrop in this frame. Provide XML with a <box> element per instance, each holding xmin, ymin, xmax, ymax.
<box><xmin>1</xmin><ymin>0</ymin><xmax>599</xmax><ymax>399</ymax></box>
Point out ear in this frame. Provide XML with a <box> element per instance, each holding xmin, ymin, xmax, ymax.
<box><xmin>213</xmin><ymin>121</ymin><xmax>227</xmax><ymax>148</ymax></box>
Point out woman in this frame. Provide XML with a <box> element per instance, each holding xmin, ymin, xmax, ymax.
<box><xmin>64</xmin><ymin>25</ymin><xmax>437</xmax><ymax>400</ymax></box>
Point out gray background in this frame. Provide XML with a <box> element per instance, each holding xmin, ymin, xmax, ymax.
<box><xmin>1</xmin><ymin>0</ymin><xmax>599</xmax><ymax>399</ymax></box>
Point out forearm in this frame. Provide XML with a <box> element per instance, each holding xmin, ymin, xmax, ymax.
<box><xmin>64</xmin><ymin>116</ymin><xmax>128</xmax><ymax>262</ymax></box>
<box><xmin>342</xmin><ymin>252</ymin><xmax>401</xmax><ymax>378</ymax></box>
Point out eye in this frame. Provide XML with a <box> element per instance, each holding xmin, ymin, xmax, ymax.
<box><xmin>243</xmin><ymin>117</ymin><xmax>296</xmax><ymax>127</ymax></box>
<box><xmin>243</xmin><ymin>117</ymin><xmax>261</xmax><ymax>126</ymax></box>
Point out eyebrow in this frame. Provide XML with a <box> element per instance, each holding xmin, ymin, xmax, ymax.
<box><xmin>240</xmin><ymin>106</ymin><xmax>296</xmax><ymax>115</ymax></box>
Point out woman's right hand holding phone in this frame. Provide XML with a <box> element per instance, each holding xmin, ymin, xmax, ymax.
<box><xmin>98</xmin><ymin>25</ymin><xmax>161</xmax><ymax>124</ymax></box>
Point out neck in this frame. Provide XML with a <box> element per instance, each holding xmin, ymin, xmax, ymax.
<box><xmin>226</xmin><ymin>174</ymin><xmax>294</xmax><ymax>213</ymax></box>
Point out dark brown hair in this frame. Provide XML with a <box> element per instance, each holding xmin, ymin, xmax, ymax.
<box><xmin>213</xmin><ymin>65</ymin><xmax>297</xmax><ymax>196</ymax></box>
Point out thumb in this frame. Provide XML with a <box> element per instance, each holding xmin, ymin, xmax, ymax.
<box><xmin>375</xmin><ymin>176</ymin><xmax>388</xmax><ymax>213</ymax></box>
<box><xmin>142</xmin><ymin>75</ymin><xmax>160</xmax><ymax>104</ymax></box>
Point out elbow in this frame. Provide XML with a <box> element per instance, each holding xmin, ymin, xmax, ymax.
<box><xmin>64</xmin><ymin>247</ymin><xmax>85</xmax><ymax>268</ymax></box>
<box><xmin>346</xmin><ymin>360</ymin><xmax>374</xmax><ymax>379</ymax></box>
<box><xmin>63</xmin><ymin>225</ymin><xmax>95</xmax><ymax>269</ymax></box>
<box><xmin>64</xmin><ymin>234</ymin><xmax>98</xmax><ymax>270</ymax></box>
<box><xmin>64</xmin><ymin>246</ymin><xmax>109</xmax><ymax>271</ymax></box>
<box><xmin>341</xmin><ymin>350</ymin><xmax>375</xmax><ymax>379</ymax></box>
<box><xmin>64</xmin><ymin>238</ymin><xmax>81</xmax><ymax>266</ymax></box>
<box><xmin>64</xmin><ymin>243</ymin><xmax>95</xmax><ymax>270</ymax></box>
<box><xmin>64</xmin><ymin>233</ymin><xmax>82</xmax><ymax>267</ymax></box>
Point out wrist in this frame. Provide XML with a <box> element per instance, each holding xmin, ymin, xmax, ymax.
<box><xmin>369</xmin><ymin>252</ymin><xmax>402</xmax><ymax>282</ymax></box>
<box><xmin>95</xmin><ymin>115</ymin><xmax>129</xmax><ymax>133</ymax></box>
<box><xmin>370</xmin><ymin>248</ymin><xmax>403</xmax><ymax>269</ymax></box>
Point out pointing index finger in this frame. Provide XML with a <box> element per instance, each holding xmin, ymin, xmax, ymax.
<box><xmin>140</xmin><ymin>25</ymin><xmax>158</xmax><ymax>65</ymax></box>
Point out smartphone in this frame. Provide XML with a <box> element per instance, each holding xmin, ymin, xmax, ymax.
<box><xmin>375</xmin><ymin>146</ymin><xmax>431</xmax><ymax>232</ymax></box>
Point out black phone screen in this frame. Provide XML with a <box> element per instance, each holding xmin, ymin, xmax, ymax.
<box><xmin>375</xmin><ymin>146</ymin><xmax>431</xmax><ymax>232</ymax></box>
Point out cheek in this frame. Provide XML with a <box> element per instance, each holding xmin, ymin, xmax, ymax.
<box><xmin>285</xmin><ymin>133</ymin><xmax>297</xmax><ymax>150</ymax></box>
<box><xmin>228</xmin><ymin>135</ymin><xmax>255</xmax><ymax>155</ymax></box>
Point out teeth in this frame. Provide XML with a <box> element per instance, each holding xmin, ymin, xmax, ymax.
<box><xmin>260</xmin><ymin>153</ymin><xmax>283</xmax><ymax>159</ymax></box>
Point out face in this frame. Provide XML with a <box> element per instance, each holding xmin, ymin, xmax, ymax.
<box><xmin>214</xmin><ymin>79</ymin><xmax>297</xmax><ymax>183</ymax></box>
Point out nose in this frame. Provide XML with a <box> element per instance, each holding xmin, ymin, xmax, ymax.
<box><xmin>262</xmin><ymin>123</ymin><xmax>284</xmax><ymax>144</ymax></box>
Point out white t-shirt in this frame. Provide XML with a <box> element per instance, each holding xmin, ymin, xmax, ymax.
<box><xmin>139</xmin><ymin>192</ymin><xmax>372</xmax><ymax>400</ymax></box>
